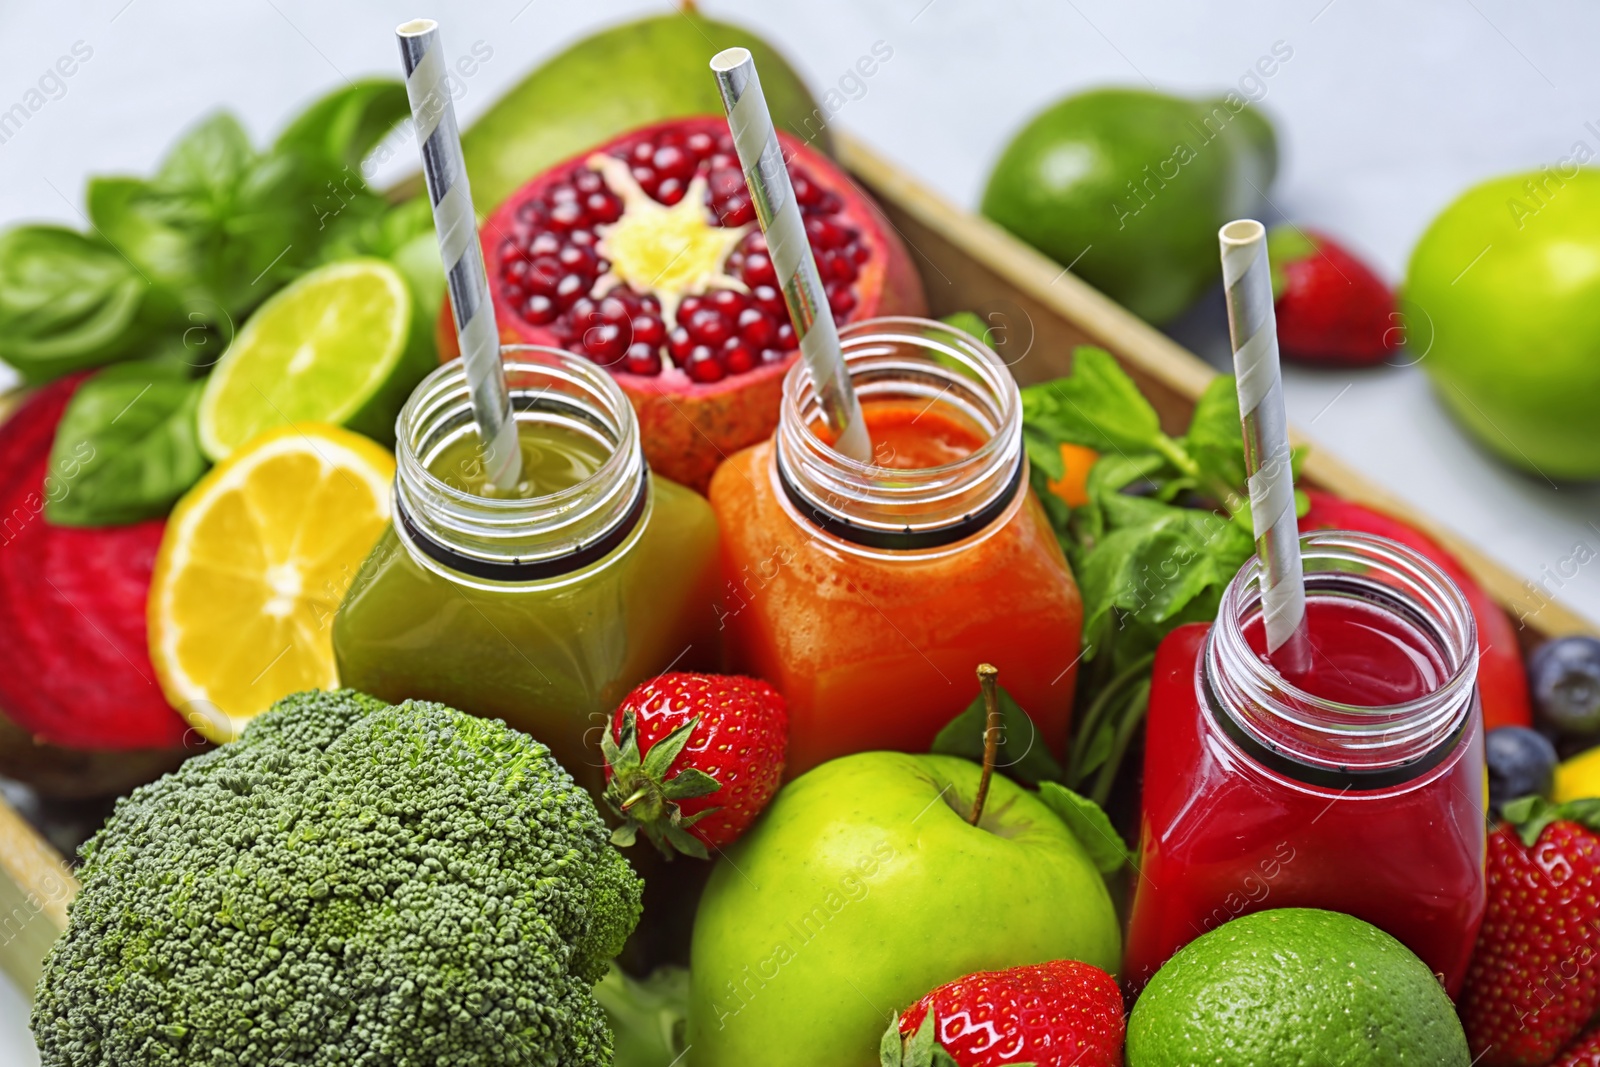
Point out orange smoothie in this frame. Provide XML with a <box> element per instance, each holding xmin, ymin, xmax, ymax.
<box><xmin>710</xmin><ymin>400</ymin><xmax>1083</xmax><ymax>777</ymax></box>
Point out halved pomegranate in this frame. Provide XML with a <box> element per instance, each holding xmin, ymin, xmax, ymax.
<box><xmin>447</xmin><ymin>115</ymin><xmax>927</xmax><ymax>491</ymax></box>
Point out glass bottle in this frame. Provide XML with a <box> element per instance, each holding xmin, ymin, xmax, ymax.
<box><xmin>708</xmin><ymin>317</ymin><xmax>1084</xmax><ymax>777</ymax></box>
<box><xmin>1124</xmin><ymin>530</ymin><xmax>1487</xmax><ymax>996</ymax></box>
<box><xmin>333</xmin><ymin>348</ymin><xmax>721</xmax><ymax>792</ymax></box>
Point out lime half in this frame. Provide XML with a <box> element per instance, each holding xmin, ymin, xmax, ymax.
<box><xmin>198</xmin><ymin>258</ymin><xmax>416</xmax><ymax>460</ymax></box>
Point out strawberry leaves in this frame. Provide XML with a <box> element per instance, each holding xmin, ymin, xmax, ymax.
<box><xmin>880</xmin><ymin>1012</ymin><xmax>1034</xmax><ymax>1067</ymax></box>
<box><xmin>601</xmin><ymin>709</ymin><xmax>723</xmax><ymax>860</ymax></box>
<box><xmin>1503</xmin><ymin>795</ymin><xmax>1600</xmax><ymax>847</ymax></box>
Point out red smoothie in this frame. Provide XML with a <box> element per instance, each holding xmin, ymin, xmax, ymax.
<box><xmin>1124</xmin><ymin>536</ymin><xmax>1486</xmax><ymax>997</ymax></box>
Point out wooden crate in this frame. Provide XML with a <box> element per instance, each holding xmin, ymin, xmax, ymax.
<box><xmin>0</xmin><ymin>131</ymin><xmax>1591</xmax><ymax>1006</ymax></box>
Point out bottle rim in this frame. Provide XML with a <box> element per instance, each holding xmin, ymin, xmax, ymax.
<box><xmin>1204</xmin><ymin>528</ymin><xmax>1479</xmax><ymax>785</ymax></box>
<box><xmin>392</xmin><ymin>346</ymin><xmax>648</xmax><ymax>581</ymax></box>
<box><xmin>773</xmin><ymin>316</ymin><xmax>1025</xmax><ymax>552</ymax></box>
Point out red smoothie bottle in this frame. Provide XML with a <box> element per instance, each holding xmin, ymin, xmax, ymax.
<box><xmin>1124</xmin><ymin>530</ymin><xmax>1486</xmax><ymax>996</ymax></box>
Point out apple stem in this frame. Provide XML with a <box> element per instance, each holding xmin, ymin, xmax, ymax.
<box><xmin>968</xmin><ymin>664</ymin><xmax>1000</xmax><ymax>826</ymax></box>
<box><xmin>680</xmin><ymin>0</ymin><xmax>698</xmax><ymax>13</ymax></box>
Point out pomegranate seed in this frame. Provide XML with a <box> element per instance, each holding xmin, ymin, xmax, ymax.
<box><xmin>658</xmin><ymin>128</ymin><xmax>685</xmax><ymax>148</ymax></box>
<box><xmin>501</xmin><ymin>240</ymin><xmax>527</xmax><ymax>262</ymax></box>
<box><xmin>737</xmin><ymin>308</ymin><xmax>775</xmax><ymax>348</ymax></box>
<box><xmin>653</xmin><ymin>145</ymin><xmax>694</xmax><ymax>181</ymax></box>
<box><xmin>595</xmin><ymin>297</ymin><xmax>626</xmax><ymax>325</ymax></box>
<box><xmin>708</xmin><ymin>289</ymin><xmax>744</xmax><ymax>314</ymax></box>
<box><xmin>549</xmin><ymin>185</ymin><xmax>578</xmax><ymax>204</ymax></box>
<box><xmin>723</xmin><ymin>340</ymin><xmax>757</xmax><ymax>374</ymax></box>
<box><xmin>679</xmin><ymin>295</ymin><xmax>705</xmax><ymax>320</ymax></box>
<box><xmin>718</xmin><ymin>195</ymin><xmax>754</xmax><ymax>226</ymax></box>
<box><xmin>686</xmin><ymin>131</ymin><xmax>715</xmax><ymax>156</ymax></box>
<box><xmin>504</xmin><ymin>258</ymin><xmax>529</xmax><ymax>282</ymax></box>
<box><xmin>548</xmin><ymin>200</ymin><xmax>584</xmax><ymax>230</ymax></box>
<box><xmin>742</xmin><ymin>251</ymin><xmax>776</xmax><ymax>286</ymax></box>
<box><xmin>667</xmin><ymin>326</ymin><xmax>694</xmax><ymax>363</ymax></box>
<box><xmin>523</xmin><ymin>294</ymin><xmax>557</xmax><ymax>324</ymax></box>
<box><xmin>792</xmin><ymin>175</ymin><xmax>820</xmax><ymax>206</ymax></box>
<box><xmin>527</xmin><ymin>256</ymin><xmax>563</xmax><ymax>294</ymax></box>
<box><xmin>503</xmin><ymin>283</ymin><xmax>528</xmax><ymax>305</ymax></box>
<box><xmin>555</xmin><ymin>273</ymin><xmax>587</xmax><ymax>307</ymax></box>
<box><xmin>708</xmin><ymin>167</ymin><xmax>744</xmax><ymax>199</ymax></box>
<box><xmin>569</xmin><ymin>229</ymin><xmax>595</xmax><ymax>248</ymax></box>
<box><xmin>631</xmin><ymin>315</ymin><xmax>664</xmax><ymax>347</ymax></box>
<box><xmin>657</xmin><ymin>177</ymin><xmax>686</xmax><ymax>205</ymax></box>
<box><xmin>574</xmin><ymin>170</ymin><xmax>603</xmax><ymax>194</ymax></box>
<box><xmin>587</xmin><ymin>192</ymin><xmax>622</xmax><ymax>223</ymax></box>
<box><xmin>752</xmin><ymin>285</ymin><xmax>785</xmax><ymax>317</ymax></box>
<box><xmin>684</xmin><ymin>347</ymin><xmax>725</xmax><ymax>383</ymax></box>
<box><xmin>622</xmin><ymin>343</ymin><xmax>662</xmax><ymax>376</ymax></box>
<box><xmin>631</xmin><ymin>166</ymin><xmax>659</xmax><ymax>194</ymax></box>
<box><xmin>760</xmin><ymin>347</ymin><xmax>787</xmax><ymax>364</ymax></box>
<box><xmin>775</xmin><ymin>322</ymin><xmax>797</xmax><ymax>350</ymax></box>
<box><xmin>828</xmin><ymin>286</ymin><xmax>857</xmax><ymax>316</ymax></box>
<box><xmin>630</xmin><ymin>142</ymin><xmax>654</xmax><ymax>164</ymax></box>
<box><xmin>530</xmin><ymin>232</ymin><xmax>561</xmax><ymax>257</ymax></box>
<box><xmin>570</xmin><ymin>296</ymin><xmax>598</xmax><ymax>323</ymax></box>
<box><xmin>709</xmin><ymin>152</ymin><xmax>737</xmax><ymax>170</ymax></box>
<box><xmin>559</xmin><ymin>245</ymin><xmax>596</xmax><ymax>275</ymax></box>
<box><xmin>583</xmin><ymin>323</ymin><xmax>627</xmax><ymax>364</ymax></box>
<box><xmin>687</xmin><ymin>307</ymin><xmax>733</xmax><ymax>346</ymax></box>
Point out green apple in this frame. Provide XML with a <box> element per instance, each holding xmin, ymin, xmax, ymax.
<box><xmin>686</xmin><ymin>752</ymin><xmax>1120</xmax><ymax>1066</ymax></box>
<box><xmin>1406</xmin><ymin>167</ymin><xmax>1600</xmax><ymax>480</ymax></box>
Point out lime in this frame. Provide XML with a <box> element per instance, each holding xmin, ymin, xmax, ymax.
<box><xmin>198</xmin><ymin>258</ymin><xmax>420</xmax><ymax>460</ymax></box>
<box><xmin>1127</xmin><ymin>908</ymin><xmax>1469</xmax><ymax>1066</ymax></box>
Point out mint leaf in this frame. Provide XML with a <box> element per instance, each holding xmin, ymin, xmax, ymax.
<box><xmin>1021</xmin><ymin>347</ymin><xmax>1164</xmax><ymax>455</ymax></box>
<box><xmin>1184</xmin><ymin>375</ymin><xmax>1248</xmax><ymax>504</ymax></box>
<box><xmin>1037</xmin><ymin>782</ymin><xmax>1133</xmax><ymax>874</ymax></box>
<box><xmin>930</xmin><ymin>683</ymin><xmax>1063</xmax><ymax>786</ymax></box>
<box><xmin>45</xmin><ymin>360</ymin><xmax>207</xmax><ymax>526</ymax></box>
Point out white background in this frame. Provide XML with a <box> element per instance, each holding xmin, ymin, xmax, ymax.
<box><xmin>2</xmin><ymin>0</ymin><xmax>1599</xmax><ymax>1056</ymax></box>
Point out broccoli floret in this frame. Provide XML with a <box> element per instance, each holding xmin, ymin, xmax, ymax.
<box><xmin>32</xmin><ymin>690</ymin><xmax>643</xmax><ymax>1067</ymax></box>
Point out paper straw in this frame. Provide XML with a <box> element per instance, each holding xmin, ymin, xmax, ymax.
<box><xmin>710</xmin><ymin>47</ymin><xmax>871</xmax><ymax>463</ymax></box>
<box><xmin>1219</xmin><ymin>219</ymin><xmax>1310</xmax><ymax>674</ymax></box>
<box><xmin>397</xmin><ymin>18</ymin><xmax>521</xmax><ymax>491</ymax></box>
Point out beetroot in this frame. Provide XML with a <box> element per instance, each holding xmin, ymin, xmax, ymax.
<box><xmin>444</xmin><ymin>115</ymin><xmax>926</xmax><ymax>491</ymax></box>
<box><xmin>0</xmin><ymin>376</ymin><xmax>192</xmax><ymax>791</ymax></box>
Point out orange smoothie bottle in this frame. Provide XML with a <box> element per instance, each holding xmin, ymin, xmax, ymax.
<box><xmin>709</xmin><ymin>318</ymin><xmax>1083</xmax><ymax>776</ymax></box>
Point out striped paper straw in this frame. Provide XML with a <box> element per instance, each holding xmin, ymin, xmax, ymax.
<box><xmin>397</xmin><ymin>19</ymin><xmax>521</xmax><ymax>490</ymax></box>
<box><xmin>710</xmin><ymin>47</ymin><xmax>871</xmax><ymax>463</ymax></box>
<box><xmin>1219</xmin><ymin>219</ymin><xmax>1310</xmax><ymax>673</ymax></box>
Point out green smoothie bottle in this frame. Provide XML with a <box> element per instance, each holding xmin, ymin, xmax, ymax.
<box><xmin>332</xmin><ymin>348</ymin><xmax>721</xmax><ymax>791</ymax></box>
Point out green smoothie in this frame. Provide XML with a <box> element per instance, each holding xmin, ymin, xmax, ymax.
<box><xmin>332</xmin><ymin>419</ymin><xmax>721</xmax><ymax>793</ymax></box>
<box><xmin>431</xmin><ymin>421</ymin><xmax>610</xmax><ymax>498</ymax></box>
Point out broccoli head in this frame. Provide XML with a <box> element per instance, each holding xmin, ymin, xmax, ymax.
<box><xmin>32</xmin><ymin>690</ymin><xmax>643</xmax><ymax>1067</ymax></box>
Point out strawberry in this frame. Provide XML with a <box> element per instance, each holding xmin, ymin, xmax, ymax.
<box><xmin>1460</xmin><ymin>796</ymin><xmax>1600</xmax><ymax>1066</ymax></box>
<box><xmin>1557</xmin><ymin>1026</ymin><xmax>1600</xmax><ymax>1066</ymax></box>
<box><xmin>880</xmin><ymin>959</ymin><xmax>1124</xmax><ymax>1067</ymax></box>
<box><xmin>601</xmin><ymin>672</ymin><xmax>787</xmax><ymax>859</ymax></box>
<box><xmin>1266</xmin><ymin>225</ymin><xmax>1399</xmax><ymax>367</ymax></box>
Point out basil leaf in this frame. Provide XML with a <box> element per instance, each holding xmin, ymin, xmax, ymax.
<box><xmin>45</xmin><ymin>361</ymin><xmax>207</xmax><ymax>526</ymax></box>
<box><xmin>87</xmin><ymin>176</ymin><xmax>205</xmax><ymax>299</ymax></box>
<box><xmin>0</xmin><ymin>226</ymin><xmax>170</xmax><ymax>381</ymax></box>
<box><xmin>154</xmin><ymin>112</ymin><xmax>255</xmax><ymax>207</ymax></box>
<box><xmin>930</xmin><ymin>683</ymin><xmax>1063</xmax><ymax>786</ymax></box>
<box><xmin>1037</xmin><ymin>782</ymin><xmax>1132</xmax><ymax>874</ymax></box>
<box><xmin>273</xmin><ymin>79</ymin><xmax>409</xmax><ymax>177</ymax></box>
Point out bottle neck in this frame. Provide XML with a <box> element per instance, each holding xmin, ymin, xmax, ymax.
<box><xmin>393</xmin><ymin>348</ymin><xmax>648</xmax><ymax>582</ymax></box>
<box><xmin>773</xmin><ymin>317</ymin><xmax>1025</xmax><ymax>554</ymax></box>
<box><xmin>1203</xmin><ymin>530</ymin><xmax>1479</xmax><ymax>788</ymax></box>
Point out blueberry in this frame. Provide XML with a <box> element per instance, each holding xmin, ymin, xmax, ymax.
<box><xmin>1486</xmin><ymin>726</ymin><xmax>1558</xmax><ymax>813</ymax></box>
<box><xmin>1529</xmin><ymin>636</ymin><xmax>1600</xmax><ymax>735</ymax></box>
